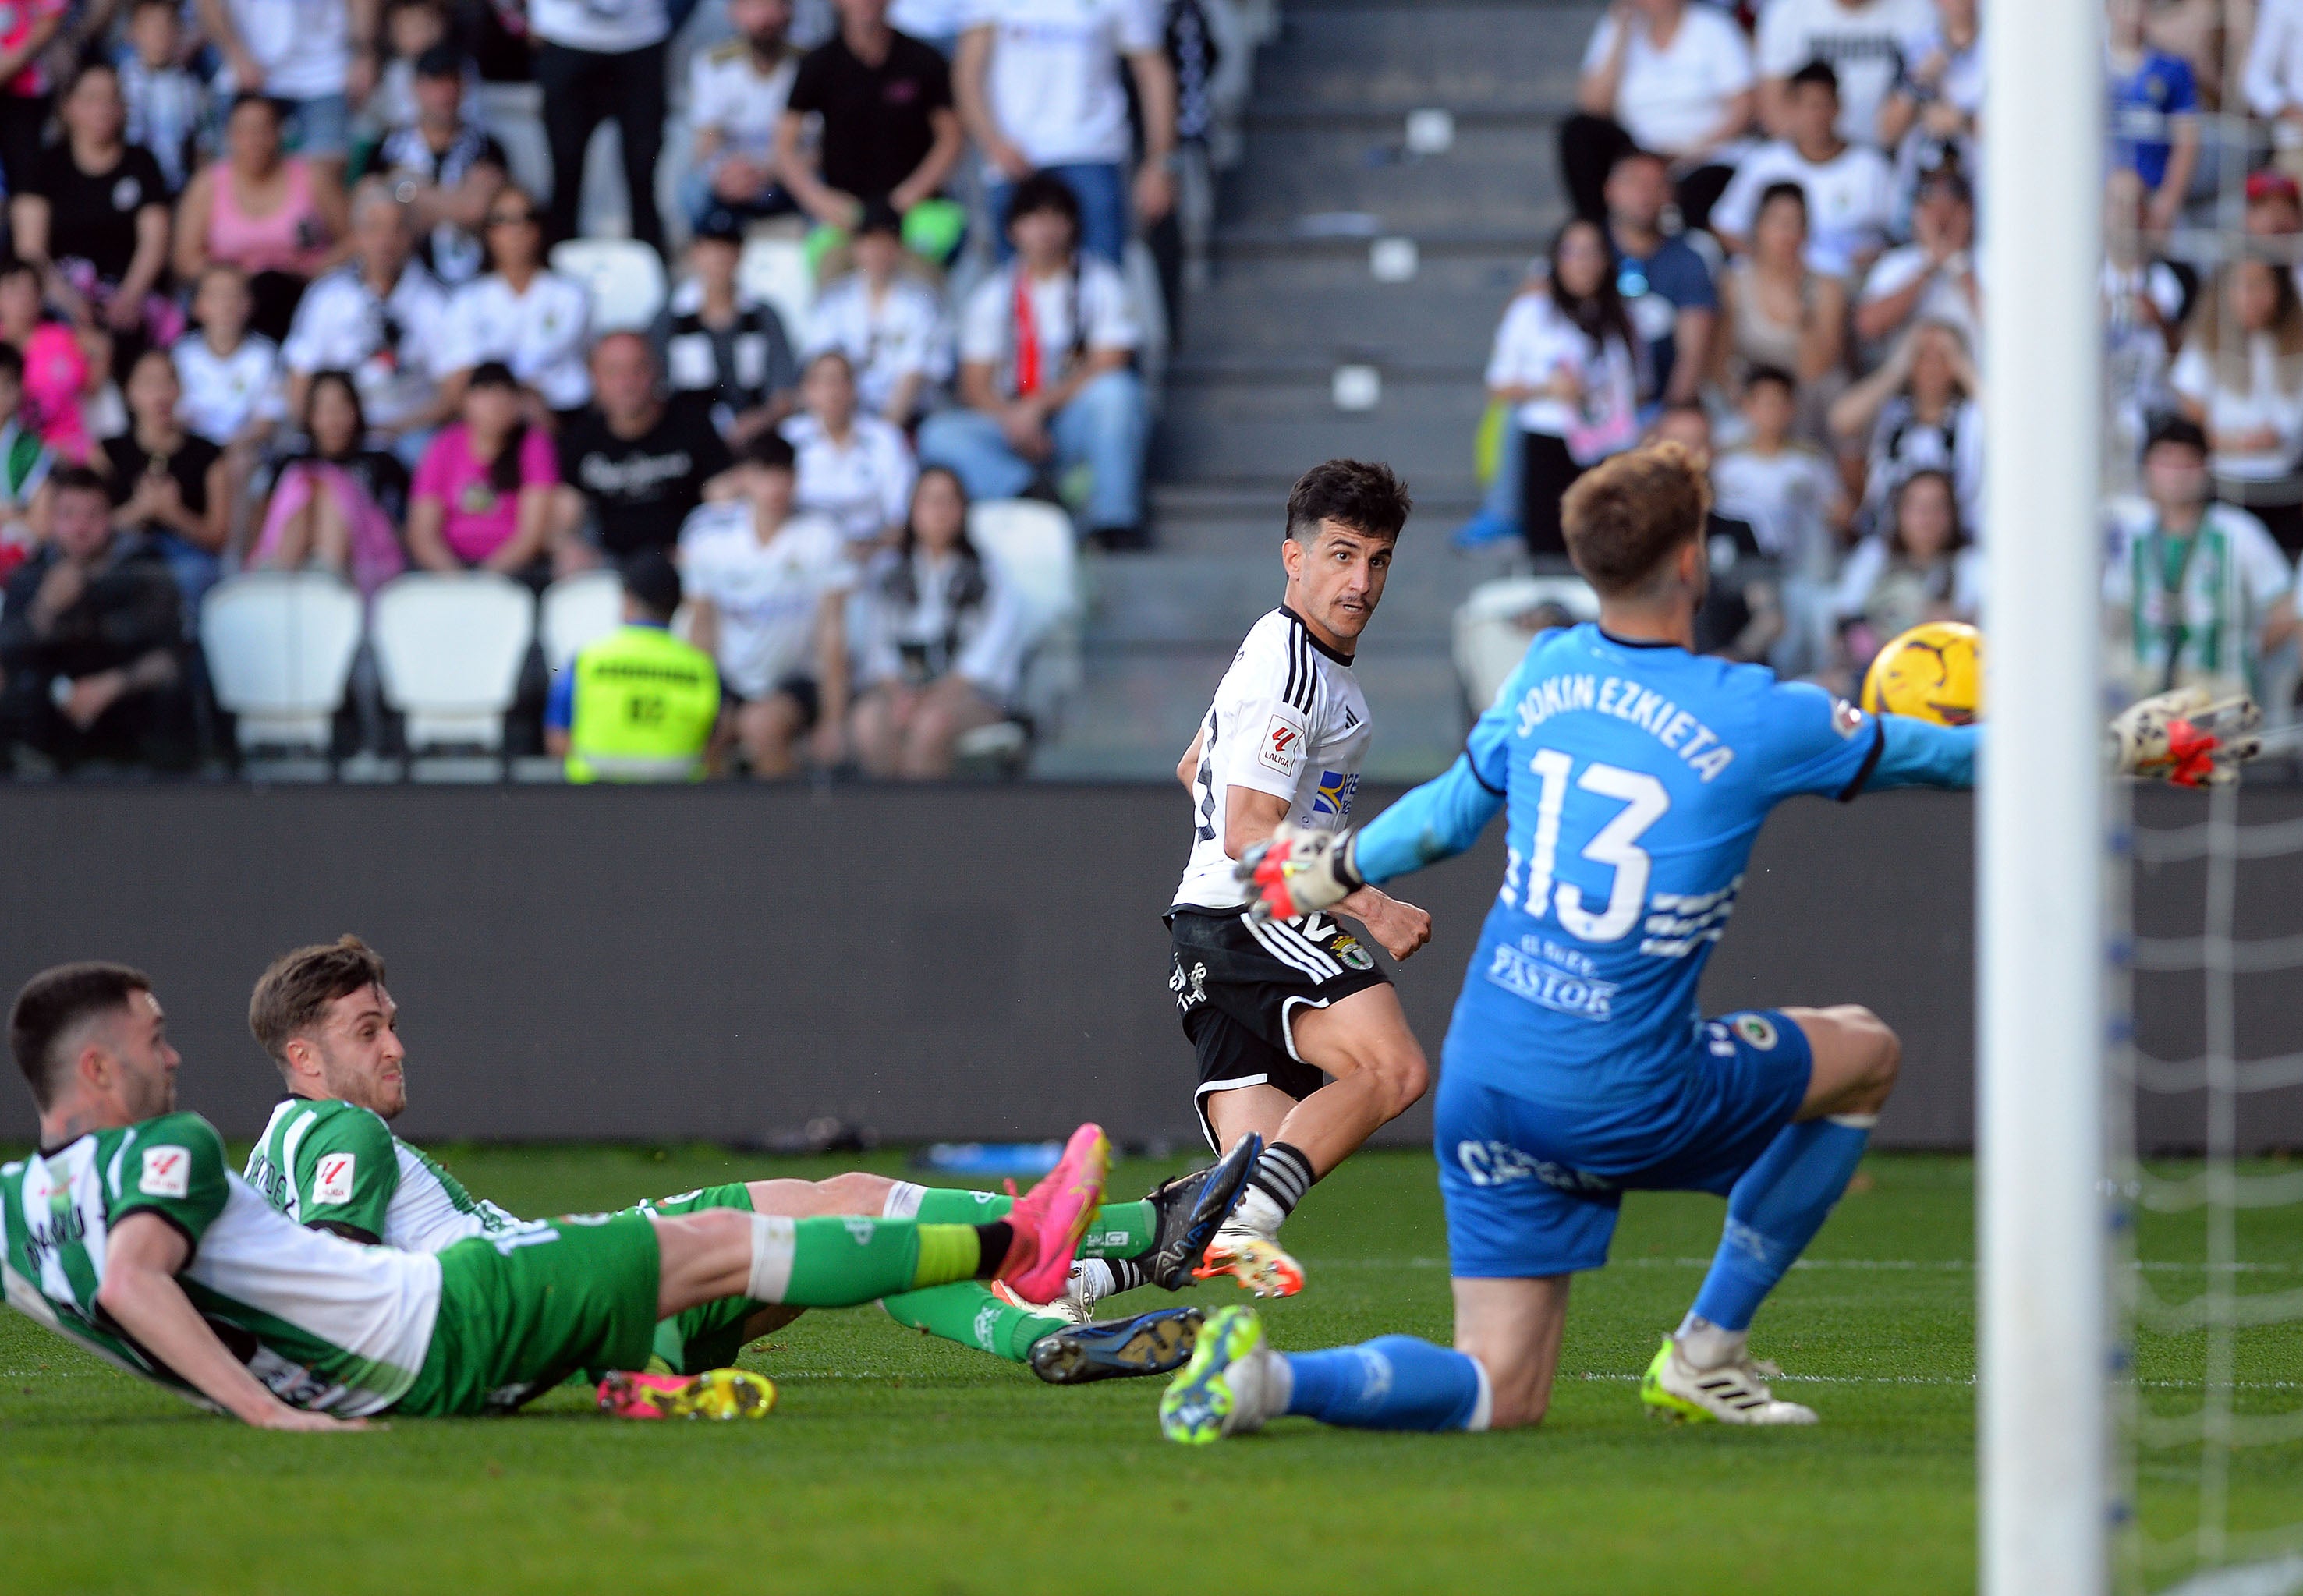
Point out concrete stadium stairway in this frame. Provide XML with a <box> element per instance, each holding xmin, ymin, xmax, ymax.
<box><xmin>1033</xmin><ymin>0</ymin><xmax>1602</xmax><ymax>780</ymax></box>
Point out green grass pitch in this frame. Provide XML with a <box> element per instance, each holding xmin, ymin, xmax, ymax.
<box><xmin>0</xmin><ymin>1146</ymin><xmax>2296</xmax><ymax>1594</ymax></box>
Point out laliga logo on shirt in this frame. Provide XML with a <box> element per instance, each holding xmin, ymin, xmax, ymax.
<box><xmin>139</xmin><ymin>1145</ymin><xmax>190</xmax><ymax>1199</ymax></box>
<box><xmin>1259</xmin><ymin>714</ymin><xmax>1305</xmax><ymax>776</ymax></box>
<box><xmin>314</xmin><ymin>1153</ymin><xmax>356</xmax><ymax>1206</ymax></box>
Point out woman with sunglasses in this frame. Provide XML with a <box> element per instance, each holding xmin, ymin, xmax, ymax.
<box><xmin>438</xmin><ymin>185</ymin><xmax>593</xmax><ymax>420</ymax></box>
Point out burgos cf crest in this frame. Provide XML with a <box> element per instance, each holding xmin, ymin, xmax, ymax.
<box><xmin>1311</xmin><ymin>770</ymin><xmax>1360</xmax><ymax>819</ymax></box>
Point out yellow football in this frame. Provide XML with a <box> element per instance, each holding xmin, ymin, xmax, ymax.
<box><xmin>1861</xmin><ymin>621</ymin><xmax>1982</xmax><ymax>727</ymax></box>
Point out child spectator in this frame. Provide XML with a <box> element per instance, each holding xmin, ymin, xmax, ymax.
<box><xmin>406</xmin><ymin>361</ymin><xmax>558</xmax><ymax>575</ymax></box>
<box><xmin>1482</xmin><ymin>217</ymin><xmax>1640</xmax><ymax>561</ymax></box>
<box><xmin>2104</xmin><ymin>416</ymin><xmax>2299</xmax><ymax>704</ymax></box>
<box><xmin>173</xmin><ymin>263</ymin><xmax>285</xmax><ymax>451</ymax></box>
<box><xmin>803</xmin><ymin>199</ymin><xmax>952</xmax><ymax>425</ymax></box>
<box><xmin>118</xmin><ymin>0</ymin><xmax>209</xmax><ymax>193</ymax></box>
<box><xmin>0</xmin><ymin>257</ymin><xmax>96</xmax><ymax>463</ymax></box>
<box><xmin>2170</xmin><ymin>256</ymin><xmax>2303</xmax><ymax>554</ymax></box>
<box><xmin>1830</xmin><ymin>317</ymin><xmax>1984</xmax><ymax>538</ymax></box>
<box><xmin>1649</xmin><ymin>402</ymin><xmax>1785</xmax><ymax>667</ymax></box>
<box><xmin>782</xmin><ymin>349</ymin><xmax>916</xmax><ymax>547</ymax></box>
<box><xmin>249</xmin><ymin>367</ymin><xmax>410</xmax><ymax>596</ymax></box>
<box><xmin>849</xmin><ymin>465</ymin><xmax>1030</xmax><ymax>778</ymax></box>
<box><xmin>2106</xmin><ymin>0</ymin><xmax>2199</xmax><ymax>235</ymax></box>
<box><xmin>1711</xmin><ymin>366</ymin><xmax>1844</xmax><ymax>673</ymax></box>
<box><xmin>1563</xmin><ymin>0</ymin><xmax>1755</xmax><ymax>230</ymax></box>
<box><xmin>0</xmin><ymin>345</ymin><xmax>57</xmax><ymax>578</ymax></box>
<box><xmin>1713</xmin><ymin>62</ymin><xmax>1895</xmax><ymax>280</ymax></box>
<box><xmin>655</xmin><ymin>214</ymin><xmax>801</xmax><ymax>443</ymax></box>
<box><xmin>678</xmin><ymin>430</ymin><xmax>854</xmax><ymax>777</ymax></box>
<box><xmin>374</xmin><ymin>44</ymin><xmax>508</xmax><ymax>290</ymax></box>
<box><xmin>682</xmin><ymin>0</ymin><xmax>802</xmax><ymax>228</ymax></box>
<box><xmin>1832</xmin><ymin>467</ymin><xmax>1980</xmax><ymax>678</ymax></box>
<box><xmin>104</xmin><ymin>347</ymin><xmax>232</xmax><ymax>614</ymax></box>
<box><xmin>1713</xmin><ymin>182</ymin><xmax>1848</xmax><ymax>449</ymax></box>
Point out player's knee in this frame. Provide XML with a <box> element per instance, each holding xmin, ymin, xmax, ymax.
<box><xmin>1370</xmin><ymin>1046</ymin><xmax>1430</xmax><ymax>1118</ymax></box>
<box><xmin>816</xmin><ymin>1171</ymin><xmax>892</xmax><ymax>1212</ymax></box>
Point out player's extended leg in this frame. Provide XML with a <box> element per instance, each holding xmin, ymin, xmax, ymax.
<box><xmin>1644</xmin><ymin>1005</ymin><xmax>1900</xmax><ymax>1426</ymax></box>
<box><xmin>1198</xmin><ymin>985</ymin><xmax>1430</xmax><ymax>1297</ymax></box>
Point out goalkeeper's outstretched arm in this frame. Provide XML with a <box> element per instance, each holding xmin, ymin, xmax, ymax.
<box><xmin>1865</xmin><ymin>715</ymin><xmax>1979</xmax><ymax>791</ymax></box>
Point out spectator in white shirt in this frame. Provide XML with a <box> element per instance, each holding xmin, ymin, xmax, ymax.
<box><xmin>2246</xmin><ymin>0</ymin><xmax>2303</xmax><ymax>174</ymax></box>
<box><xmin>2170</xmin><ymin>255</ymin><xmax>2303</xmax><ymax>554</ymax></box>
<box><xmin>917</xmin><ymin>173</ymin><xmax>1150</xmax><ymax>546</ymax></box>
<box><xmin>1755</xmin><ymin>0</ymin><xmax>1932</xmax><ymax>147</ymax></box>
<box><xmin>280</xmin><ymin>176</ymin><xmax>454</xmax><ymax>440</ymax></box>
<box><xmin>1564</xmin><ymin>0</ymin><xmax>1756</xmax><ymax>232</ymax></box>
<box><xmin>441</xmin><ymin>184</ymin><xmax>593</xmax><ymax>416</ymax></box>
<box><xmin>680</xmin><ymin>0</ymin><xmax>803</xmax><ymax>229</ymax></box>
<box><xmin>118</xmin><ymin>0</ymin><xmax>208</xmax><ymax>193</ymax></box>
<box><xmin>954</xmin><ymin>0</ymin><xmax>1177</xmax><ymax>263</ymax></box>
<box><xmin>197</xmin><ymin>0</ymin><xmax>373</xmax><ymax>175</ymax></box>
<box><xmin>1832</xmin><ymin>465</ymin><xmax>1979</xmax><ymax>681</ymax></box>
<box><xmin>172</xmin><ymin>264</ymin><xmax>283</xmax><ymax>529</ymax></box>
<box><xmin>1852</xmin><ymin>161</ymin><xmax>1979</xmax><ymax>363</ymax></box>
<box><xmin>528</xmin><ymin>0</ymin><xmax>672</xmax><ymax>257</ymax></box>
<box><xmin>1711</xmin><ymin>365</ymin><xmax>1846</xmax><ymax>671</ymax></box>
<box><xmin>1830</xmin><ymin>317</ymin><xmax>1985</xmax><ymax>538</ymax></box>
<box><xmin>803</xmin><ymin>199</ymin><xmax>953</xmax><ymax>424</ymax></box>
<box><xmin>781</xmin><ymin>349</ymin><xmax>916</xmax><ymax>546</ymax></box>
<box><xmin>679</xmin><ymin>429</ymin><xmax>855</xmax><ymax>777</ymax></box>
<box><xmin>1713</xmin><ymin>60</ymin><xmax>1895</xmax><ymax>279</ymax></box>
<box><xmin>849</xmin><ymin>464</ymin><xmax>1031</xmax><ymax>777</ymax></box>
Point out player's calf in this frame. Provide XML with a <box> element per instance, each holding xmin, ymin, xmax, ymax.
<box><xmin>1452</xmin><ymin>1275</ymin><xmax>1571</xmax><ymax>1431</ymax></box>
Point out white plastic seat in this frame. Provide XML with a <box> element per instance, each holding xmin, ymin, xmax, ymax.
<box><xmin>198</xmin><ymin>571</ymin><xmax>364</xmax><ymax>752</ymax></box>
<box><xmin>370</xmin><ymin>572</ymin><xmax>537</xmax><ymax>752</ymax></box>
<box><xmin>1452</xmin><ymin>575</ymin><xmax>1600</xmax><ymax>714</ymax></box>
<box><xmin>967</xmin><ymin>499</ymin><xmax>1080</xmax><ymax>649</ymax></box>
<box><xmin>738</xmin><ymin>235</ymin><xmax>814</xmax><ymax>343</ymax></box>
<box><xmin>549</xmin><ymin>239</ymin><xmax>667</xmax><ymax>331</ymax></box>
<box><xmin>540</xmin><ymin>569</ymin><xmax>625</xmax><ymax>675</ymax></box>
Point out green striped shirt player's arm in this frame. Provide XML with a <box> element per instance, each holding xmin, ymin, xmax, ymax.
<box><xmin>246</xmin><ymin>1098</ymin><xmax>401</xmax><ymax>1244</ymax></box>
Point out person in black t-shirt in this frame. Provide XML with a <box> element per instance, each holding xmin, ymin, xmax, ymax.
<box><xmin>776</xmin><ymin>0</ymin><xmax>965</xmax><ymax>256</ymax></box>
<box><xmin>103</xmin><ymin>349</ymin><xmax>231</xmax><ymax>614</ymax></box>
<box><xmin>553</xmin><ymin>331</ymin><xmax>734</xmax><ymax>564</ymax></box>
<box><xmin>9</xmin><ymin>62</ymin><xmax>177</xmax><ymax>375</ymax></box>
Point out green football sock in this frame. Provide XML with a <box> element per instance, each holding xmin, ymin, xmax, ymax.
<box><xmin>911</xmin><ymin>1187</ymin><xmax>1012</xmax><ymax>1224</ymax></box>
<box><xmin>905</xmin><ymin>1188</ymin><xmax>1157</xmax><ymax>1261</ymax></box>
<box><xmin>880</xmin><ymin>1282</ymin><xmax>1068</xmax><ymax>1363</ymax></box>
<box><xmin>771</xmin><ymin>1218</ymin><xmax>994</xmax><ymax>1305</ymax></box>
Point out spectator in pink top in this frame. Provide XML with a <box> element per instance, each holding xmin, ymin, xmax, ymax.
<box><xmin>0</xmin><ymin>257</ymin><xmax>95</xmax><ymax>463</ymax></box>
<box><xmin>406</xmin><ymin>362</ymin><xmax>558</xmax><ymax>577</ymax></box>
<box><xmin>173</xmin><ymin>94</ymin><xmax>352</xmax><ymax>342</ymax></box>
<box><xmin>0</xmin><ymin>0</ymin><xmax>69</xmax><ymax>196</ymax></box>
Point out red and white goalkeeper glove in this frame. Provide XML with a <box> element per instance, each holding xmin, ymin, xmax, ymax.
<box><xmin>2110</xmin><ymin>686</ymin><xmax>2263</xmax><ymax>787</ymax></box>
<box><xmin>1235</xmin><ymin>823</ymin><xmax>1364</xmax><ymax>921</ymax></box>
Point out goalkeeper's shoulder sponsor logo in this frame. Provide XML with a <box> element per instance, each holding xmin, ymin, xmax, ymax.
<box><xmin>138</xmin><ymin>1145</ymin><xmax>190</xmax><ymax>1199</ymax></box>
<box><xmin>314</xmin><ymin>1152</ymin><xmax>356</xmax><ymax>1206</ymax></box>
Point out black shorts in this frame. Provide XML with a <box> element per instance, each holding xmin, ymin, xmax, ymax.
<box><xmin>1168</xmin><ymin>905</ymin><xmax>1392</xmax><ymax>1150</ymax></box>
<box><xmin>725</xmin><ymin>675</ymin><xmax>820</xmax><ymax>729</ymax></box>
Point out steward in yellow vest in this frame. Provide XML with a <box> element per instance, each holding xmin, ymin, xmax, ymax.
<box><xmin>546</xmin><ymin>554</ymin><xmax>720</xmax><ymax>782</ymax></box>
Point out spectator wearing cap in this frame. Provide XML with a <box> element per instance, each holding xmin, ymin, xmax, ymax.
<box><xmin>2105</xmin><ymin>416</ymin><xmax>2299</xmax><ymax>706</ymax></box>
<box><xmin>803</xmin><ymin>198</ymin><xmax>952</xmax><ymax>425</ymax></box>
<box><xmin>545</xmin><ymin>552</ymin><xmax>721</xmax><ymax>783</ymax></box>
<box><xmin>0</xmin><ymin>465</ymin><xmax>192</xmax><ymax>773</ymax></box>
<box><xmin>281</xmin><ymin>175</ymin><xmax>455</xmax><ymax>441</ymax></box>
<box><xmin>439</xmin><ymin>183</ymin><xmax>593</xmax><ymax>418</ymax></box>
<box><xmin>678</xmin><ymin>430</ymin><xmax>856</xmax><ymax>777</ymax></box>
<box><xmin>196</xmin><ymin>0</ymin><xmax>374</xmax><ymax>177</ymax></box>
<box><xmin>2170</xmin><ymin>255</ymin><xmax>2303</xmax><ymax>555</ymax></box>
<box><xmin>1755</xmin><ymin>0</ymin><xmax>1933</xmax><ymax>147</ymax></box>
<box><xmin>917</xmin><ymin>173</ymin><xmax>1150</xmax><ymax>547</ymax></box>
<box><xmin>174</xmin><ymin>93</ymin><xmax>353</xmax><ymax>343</ymax></box>
<box><xmin>2248</xmin><ymin>0</ymin><xmax>2303</xmax><ymax>181</ymax></box>
<box><xmin>2245</xmin><ymin>168</ymin><xmax>2303</xmax><ymax>306</ymax></box>
<box><xmin>682</xmin><ymin>0</ymin><xmax>803</xmax><ymax>231</ymax></box>
<box><xmin>782</xmin><ymin>349</ymin><xmax>916</xmax><ymax>547</ymax></box>
<box><xmin>1853</xmin><ymin>161</ymin><xmax>1979</xmax><ymax>365</ymax></box>
<box><xmin>955</xmin><ymin>0</ymin><xmax>1178</xmax><ymax>265</ymax></box>
<box><xmin>406</xmin><ymin>359</ymin><xmax>558</xmax><ymax>575</ymax></box>
<box><xmin>654</xmin><ymin>211</ymin><xmax>802</xmax><ymax>443</ymax></box>
<box><xmin>1564</xmin><ymin>0</ymin><xmax>1755</xmax><ymax>232</ymax></box>
<box><xmin>374</xmin><ymin>44</ymin><xmax>508</xmax><ymax>291</ymax></box>
<box><xmin>1713</xmin><ymin>62</ymin><xmax>1895</xmax><ymax>280</ymax></box>
<box><xmin>2106</xmin><ymin>0</ymin><xmax>2198</xmax><ymax>235</ymax></box>
<box><xmin>553</xmin><ymin>331</ymin><xmax>733</xmax><ymax>569</ymax></box>
<box><xmin>528</xmin><ymin>0</ymin><xmax>673</xmax><ymax>258</ymax></box>
<box><xmin>778</xmin><ymin>0</ymin><xmax>968</xmax><ymax>264</ymax></box>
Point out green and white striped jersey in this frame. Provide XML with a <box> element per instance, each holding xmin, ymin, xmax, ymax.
<box><xmin>0</xmin><ymin>1113</ymin><xmax>441</xmax><ymax>1417</ymax></box>
<box><xmin>246</xmin><ymin>1097</ymin><xmax>530</xmax><ymax>1251</ymax></box>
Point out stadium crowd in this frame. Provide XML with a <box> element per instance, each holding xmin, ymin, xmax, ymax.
<box><xmin>1475</xmin><ymin>0</ymin><xmax>2298</xmax><ymax>714</ymax></box>
<box><xmin>0</xmin><ymin>0</ymin><xmax>1221</xmax><ymax>776</ymax></box>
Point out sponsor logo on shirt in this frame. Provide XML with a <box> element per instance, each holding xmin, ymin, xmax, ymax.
<box><xmin>1310</xmin><ymin>769</ymin><xmax>1359</xmax><ymax>819</ymax></box>
<box><xmin>1483</xmin><ymin>942</ymin><xmax>1618</xmax><ymax>1021</ymax></box>
<box><xmin>1259</xmin><ymin>713</ymin><xmax>1306</xmax><ymax>776</ymax></box>
<box><xmin>138</xmin><ymin>1145</ymin><xmax>190</xmax><ymax>1199</ymax></box>
<box><xmin>1731</xmin><ymin>1013</ymin><xmax>1780</xmax><ymax>1050</ymax></box>
<box><xmin>314</xmin><ymin>1152</ymin><xmax>356</xmax><ymax>1206</ymax></box>
<box><xmin>1454</xmin><ymin>1139</ymin><xmax>1615</xmax><ymax>1192</ymax></box>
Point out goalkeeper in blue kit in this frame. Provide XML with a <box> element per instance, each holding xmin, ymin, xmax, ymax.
<box><xmin>1152</xmin><ymin>441</ymin><xmax>2262</xmax><ymax>1442</ymax></box>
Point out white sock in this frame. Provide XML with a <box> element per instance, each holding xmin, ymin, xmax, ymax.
<box><xmin>880</xmin><ymin>1181</ymin><xmax>928</xmax><ymax>1219</ymax></box>
<box><xmin>1072</xmin><ymin>1258</ymin><xmax>1117</xmax><ymax>1302</ymax></box>
<box><xmin>1256</xmin><ymin>1346</ymin><xmax>1294</xmax><ymax>1419</ymax></box>
<box><xmin>1228</xmin><ymin>1186</ymin><xmax>1288</xmax><ymax>1239</ymax></box>
<box><xmin>747</xmin><ymin>1213</ymin><xmax>797</xmax><ymax>1303</ymax></box>
<box><xmin>1463</xmin><ymin>1357</ymin><xmax>1495</xmax><ymax>1432</ymax></box>
<box><xmin>1674</xmin><ymin>1312</ymin><xmax>1748</xmax><ymax>1371</ymax></box>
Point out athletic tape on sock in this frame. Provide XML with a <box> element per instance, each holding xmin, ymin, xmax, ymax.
<box><xmin>1464</xmin><ymin>1357</ymin><xmax>1494</xmax><ymax>1433</ymax></box>
<box><xmin>747</xmin><ymin>1213</ymin><xmax>797</xmax><ymax>1303</ymax></box>
<box><xmin>881</xmin><ymin>1181</ymin><xmax>928</xmax><ymax>1219</ymax></box>
<box><xmin>1826</xmin><ymin>1113</ymin><xmax>1880</xmax><ymax>1129</ymax></box>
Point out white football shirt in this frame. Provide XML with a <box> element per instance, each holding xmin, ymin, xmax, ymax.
<box><xmin>1174</xmin><ymin>606</ymin><xmax>1374</xmax><ymax>911</ymax></box>
<box><xmin>678</xmin><ymin>502</ymin><xmax>853</xmax><ymax>698</ymax></box>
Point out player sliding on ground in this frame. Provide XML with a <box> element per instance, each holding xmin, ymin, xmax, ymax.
<box><xmin>0</xmin><ymin>961</ymin><xmax>1111</xmax><ymax>1425</ymax></box>
<box><xmin>1133</xmin><ymin>458</ymin><xmax>1436</xmax><ymax>1309</ymax></box>
<box><xmin>239</xmin><ymin>936</ymin><xmax>1256</xmax><ymax>1389</ymax></box>
<box><xmin>1146</xmin><ymin>441</ymin><xmax>2259</xmax><ymax>1442</ymax></box>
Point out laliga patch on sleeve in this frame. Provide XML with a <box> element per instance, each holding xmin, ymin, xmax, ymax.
<box><xmin>1260</xmin><ymin>712</ymin><xmax>1307</xmax><ymax>776</ymax></box>
<box><xmin>1831</xmin><ymin>699</ymin><xmax>1865</xmax><ymax>739</ymax></box>
<box><xmin>314</xmin><ymin>1153</ymin><xmax>356</xmax><ymax>1206</ymax></box>
<box><xmin>138</xmin><ymin>1145</ymin><xmax>191</xmax><ymax>1200</ymax></box>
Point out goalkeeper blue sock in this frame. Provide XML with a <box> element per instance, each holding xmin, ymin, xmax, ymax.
<box><xmin>1281</xmin><ymin>1337</ymin><xmax>1490</xmax><ymax>1431</ymax></box>
<box><xmin>1690</xmin><ymin>1114</ymin><xmax>1876</xmax><ymax>1333</ymax></box>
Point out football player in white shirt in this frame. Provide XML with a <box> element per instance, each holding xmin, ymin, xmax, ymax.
<box><xmin>1149</xmin><ymin>461</ymin><xmax>1434</xmax><ymax>1306</ymax></box>
<box><xmin>681</xmin><ymin>0</ymin><xmax>803</xmax><ymax>228</ymax></box>
<box><xmin>804</xmin><ymin>200</ymin><xmax>953</xmax><ymax>424</ymax></box>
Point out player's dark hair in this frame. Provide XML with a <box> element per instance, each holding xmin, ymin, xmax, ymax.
<box><xmin>249</xmin><ymin>936</ymin><xmax>388</xmax><ymax>1065</ymax></box>
<box><xmin>1743</xmin><ymin>363</ymin><xmax>1798</xmax><ymax>398</ymax></box>
<box><xmin>1560</xmin><ymin>441</ymin><xmax>1712</xmax><ymax>597</ymax></box>
<box><xmin>621</xmin><ymin>550</ymin><xmax>683</xmax><ymax>621</ymax></box>
<box><xmin>1284</xmin><ymin>458</ymin><xmax>1412</xmax><ymax>546</ymax></box>
<box><xmin>1789</xmin><ymin>58</ymin><xmax>1839</xmax><ymax>96</ymax></box>
<box><xmin>1004</xmin><ymin>171</ymin><xmax>1082</xmax><ymax>236</ymax></box>
<box><xmin>11</xmin><ymin>963</ymin><xmax>152</xmax><ymax>1111</ymax></box>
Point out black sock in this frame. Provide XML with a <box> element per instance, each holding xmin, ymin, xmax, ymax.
<box><xmin>970</xmin><ymin>1222</ymin><xmax>1014</xmax><ymax>1278</ymax></box>
<box><xmin>1249</xmin><ymin>1141</ymin><xmax>1316</xmax><ymax>1219</ymax></box>
<box><xmin>1103</xmin><ymin>1258</ymin><xmax>1150</xmax><ymax>1294</ymax></box>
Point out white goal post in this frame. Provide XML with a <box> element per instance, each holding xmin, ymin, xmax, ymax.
<box><xmin>1979</xmin><ymin>0</ymin><xmax>2107</xmax><ymax>1587</ymax></box>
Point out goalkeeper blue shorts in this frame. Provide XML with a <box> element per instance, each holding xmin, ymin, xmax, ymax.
<box><xmin>1435</xmin><ymin>1010</ymin><xmax>1813</xmax><ymax>1279</ymax></box>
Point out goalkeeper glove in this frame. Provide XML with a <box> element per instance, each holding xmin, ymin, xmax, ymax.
<box><xmin>2110</xmin><ymin>685</ymin><xmax>2262</xmax><ymax>787</ymax></box>
<box><xmin>1236</xmin><ymin>823</ymin><xmax>1364</xmax><ymax>921</ymax></box>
